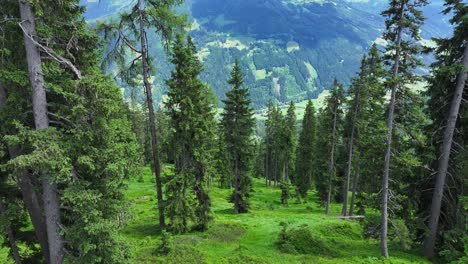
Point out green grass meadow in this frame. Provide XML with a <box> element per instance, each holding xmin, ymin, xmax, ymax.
<box><xmin>121</xmin><ymin>167</ymin><xmax>428</xmax><ymax>263</ymax></box>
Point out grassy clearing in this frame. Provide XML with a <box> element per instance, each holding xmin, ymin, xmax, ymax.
<box><xmin>122</xmin><ymin>168</ymin><xmax>428</xmax><ymax>263</ymax></box>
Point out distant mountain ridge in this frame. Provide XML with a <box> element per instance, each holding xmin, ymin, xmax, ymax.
<box><xmin>82</xmin><ymin>0</ymin><xmax>450</xmax><ymax>108</ymax></box>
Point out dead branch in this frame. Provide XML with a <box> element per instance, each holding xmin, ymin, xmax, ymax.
<box><xmin>18</xmin><ymin>20</ymin><xmax>82</xmax><ymax>79</ymax></box>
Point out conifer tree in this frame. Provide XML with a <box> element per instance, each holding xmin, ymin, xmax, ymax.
<box><xmin>348</xmin><ymin>46</ymin><xmax>387</xmax><ymax>217</ymax></box>
<box><xmin>315</xmin><ymin>80</ymin><xmax>345</xmax><ymax>214</ymax></box>
<box><xmin>18</xmin><ymin>0</ymin><xmax>65</xmax><ymax>261</ymax></box>
<box><xmin>1</xmin><ymin>1</ymin><xmax>141</xmax><ymax>262</ymax></box>
<box><xmin>220</xmin><ymin>59</ymin><xmax>255</xmax><ymax>214</ymax></box>
<box><xmin>294</xmin><ymin>100</ymin><xmax>316</xmax><ymax>200</ymax></box>
<box><xmin>264</xmin><ymin>103</ymin><xmax>277</xmax><ymax>186</ymax></box>
<box><xmin>283</xmin><ymin>102</ymin><xmax>297</xmax><ymax>183</ymax></box>
<box><xmin>165</xmin><ymin>34</ymin><xmax>216</xmax><ymax>232</ymax></box>
<box><xmin>341</xmin><ymin>44</ymin><xmax>385</xmax><ymax>216</ymax></box>
<box><xmin>423</xmin><ymin>0</ymin><xmax>467</xmax><ymax>258</ymax></box>
<box><xmin>99</xmin><ymin>0</ymin><xmax>186</xmax><ymax>229</ymax></box>
<box><xmin>379</xmin><ymin>0</ymin><xmax>428</xmax><ymax>257</ymax></box>
<box><xmin>264</xmin><ymin>103</ymin><xmax>283</xmax><ymax>187</ymax></box>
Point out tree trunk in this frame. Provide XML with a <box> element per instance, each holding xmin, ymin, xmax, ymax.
<box><xmin>273</xmin><ymin>151</ymin><xmax>278</xmax><ymax>188</ymax></box>
<box><xmin>381</xmin><ymin>3</ymin><xmax>404</xmax><ymax>258</ymax></box>
<box><xmin>137</xmin><ymin>0</ymin><xmax>165</xmax><ymax>229</ymax></box>
<box><xmin>342</xmin><ymin>100</ymin><xmax>358</xmax><ymax>216</ymax></box>
<box><xmin>0</xmin><ymin>200</ymin><xmax>22</xmax><ymax>264</ymax></box>
<box><xmin>234</xmin><ymin>157</ymin><xmax>240</xmax><ymax>213</ymax></box>
<box><xmin>10</xmin><ymin>149</ymin><xmax>51</xmax><ymax>263</ymax></box>
<box><xmin>423</xmin><ymin>40</ymin><xmax>468</xmax><ymax>259</ymax></box>
<box><xmin>265</xmin><ymin>149</ymin><xmax>269</xmax><ymax>187</ymax></box>
<box><xmin>349</xmin><ymin>163</ymin><xmax>360</xmax><ymax>216</ymax></box>
<box><xmin>326</xmin><ymin>101</ymin><xmax>338</xmax><ymax>215</ymax></box>
<box><xmin>18</xmin><ymin>1</ymin><xmax>64</xmax><ymax>262</ymax></box>
<box><xmin>0</xmin><ymin>84</ymin><xmax>50</xmax><ymax>263</ymax></box>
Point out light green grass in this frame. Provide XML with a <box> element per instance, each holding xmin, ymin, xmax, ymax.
<box><xmin>122</xmin><ymin>168</ymin><xmax>429</xmax><ymax>263</ymax></box>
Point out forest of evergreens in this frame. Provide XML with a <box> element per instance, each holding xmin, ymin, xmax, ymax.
<box><xmin>0</xmin><ymin>0</ymin><xmax>466</xmax><ymax>263</ymax></box>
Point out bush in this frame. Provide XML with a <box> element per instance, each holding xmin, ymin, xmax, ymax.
<box><xmin>207</xmin><ymin>222</ymin><xmax>246</xmax><ymax>243</ymax></box>
<box><xmin>362</xmin><ymin>215</ymin><xmax>414</xmax><ymax>250</ymax></box>
<box><xmin>362</xmin><ymin>214</ymin><xmax>381</xmax><ymax>239</ymax></box>
<box><xmin>276</xmin><ymin>222</ymin><xmax>335</xmax><ymax>256</ymax></box>
<box><xmin>439</xmin><ymin>230</ymin><xmax>468</xmax><ymax>263</ymax></box>
<box><xmin>391</xmin><ymin>219</ymin><xmax>413</xmax><ymax>250</ymax></box>
<box><xmin>156</xmin><ymin>230</ymin><xmax>173</xmax><ymax>255</ymax></box>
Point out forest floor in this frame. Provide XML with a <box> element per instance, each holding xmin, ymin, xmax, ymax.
<box><xmin>122</xmin><ymin>167</ymin><xmax>429</xmax><ymax>264</ymax></box>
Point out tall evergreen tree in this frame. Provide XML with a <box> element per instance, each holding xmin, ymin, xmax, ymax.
<box><xmin>348</xmin><ymin>45</ymin><xmax>387</xmax><ymax>217</ymax></box>
<box><xmin>165</xmin><ymin>34</ymin><xmax>216</xmax><ymax>232</ymax></box>
<box><xmin>319</xmin><ymin>80</ymin><xmax>346</xmax><ymax>214</ymax></box>
<box><xmin>18</xmin><ymin>0</ymin><xmax>65</xmax><ymax>261</ymax></box>
<box><xmin>99</xmin><ymin>0</ymin><xmax>186</xmax><ymax>229</ymax></box>
<box><xmin>423</xmin><ymin>0</ymin><xmax>468</xmax><ymax>258</ymax></box>
<box><xmin>341</xmin><ymin>44</ymin><xmax>386</xmax><ymax>216</ymax></box>
<box><xmin>264</xmin><ymin>103</ymin><xmax>283</xmax><ymax>187</ymax></box>
<box><xmin>294</xmin><ymin>100</ymin><xmax>316</xmax><ymax>200</ymax></box>
<box><xmin>379</xmin><ymin>0</ymin><xmax>427</xmax><ymax>257</ymax></box>
<box><xmin>283</xmin><ymin>102</ymin><xmax>297</xmax><ymax>183</ymax></box>
<box><xmin>220</xmin><ymin>59</ymin><xmax>255</xmax><ymax>214</ymax></box>
<box><xmin>1</xmin><ymin>1</ymin><xmax>141</xmax><ymax>262</ymax></box>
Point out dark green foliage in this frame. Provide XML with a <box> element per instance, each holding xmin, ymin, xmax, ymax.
<box><xmin>212</xmin><ymin>127</ymin><xmax>232</xmax><ymax>188</ymax></box>
<box><xmin>361</xmin><ymin>215</ymin><xmax>413</xmax><ymax>251</ymax></box>
<box><xmin>263</xmin><ymin>101</ymin><xmax>297</xmax><ymax>191</ymax></box>
<box><xmin>280</xmin><ymin>181</ymin><xmax>290</xmax><ymax>206</ymax></box>
<box><xmin>156</xmin><ymin>230</ymin><xmax>173</xmax><ymax>255</ymax></box>
<box><xmin>165</xmin><ymin>34</ymin><xmax>217</xmax><ymax>232</ymax></box>
<box><xmin>220</xmin><ymin>59</ymin><xmax>255</xmax><ymax>213</ymax></box>
<box><xmin>294</xmin><ymin>100</ymin><xmax>316</xmax><ymax>199</ymax></box>
<box><xmin>0</xmin><ymin>1</ymin><xmax>141</xmax><ymax>262</ymax></box>
<box><xmin>315</xmin><ymin>81</ymin><xmax>346</xmax><ymax>205</ymax></box>
<box><xmin>421</xmin><ymin>1</ymin><xmax>467</xmax><ymax>260</ymax></box>
<box><xmin>342</xmin><ymin>45</ymin><xmax>387</xmax><ymax>216</ymax></box>
<box><xmin>164</xmin><ymin>171</ymin><xmax>196</xmax><ymax>234</ymax></box>
<box><xmin>264</xmin><ymin>103</ymin><xmax>282</xmax><ymax>186</ymax></box>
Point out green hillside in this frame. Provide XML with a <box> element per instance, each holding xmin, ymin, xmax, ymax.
<box><xmin>121</xmin><ymin>167</ymin><xmax>428</xmax><ymax>263</ymax></box>
<box><xmin>83</xmin><ymin>0</ymin><xmax>450</xmax><ymax>108</ymax></box>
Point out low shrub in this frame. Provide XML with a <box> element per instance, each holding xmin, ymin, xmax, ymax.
<box><xmin>276</xmin><ymin>222</ymin><xmax>336</xmax><ymax>256</ymax></box>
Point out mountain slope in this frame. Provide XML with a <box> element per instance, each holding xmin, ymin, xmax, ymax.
<box><xmin>83</xmin><ymin>0</ymin><xmax>450</xmax><ymax>108</ymax></box>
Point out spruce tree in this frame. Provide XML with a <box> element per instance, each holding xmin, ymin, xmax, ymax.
<box><xmin>349</xmin><ymin>45</ymin><xmax>387</xmax><ymax>217</ymax></box>
<box><xmin>99</xmin><ymin>0</ymin><xmax>186</xmax><ymax>229</ymax></box>
<box><xmin>294</xmin><ymin>100</ymin><xmax>316</xmax><ymax>200</ymax></box>
<box><xmin>220</xmin><ymin>59</ymin><xmax>255</xmax><ymax>214</ymax></box>
<box><xmin>1</xmin><ymin>1</ymin><xmax>141</xmax><ymax>262</ymax></box>
<box><xmin>380</xmin><ymin>0</ymin><xmax>428</xmax><ymax>257</ymax></box>
<box><xmin>165</xmin><ymin>34</ymin><xmax>216</xmax><ymax>232</ymax></box>
<box><xmin>341</xmin><ymin>44</ymin><xmax>386</xmax><ymax>216</ymax></box>
<box><xmin>283</xmin><ymin>102</ymin><xmax>297</xmax><ymax>183</ymax></box>
<box><xmin>423</xmin><ymin>0</ymin><xmax>467</xmax><ymax>258</ymax></box>
<box><xmin>315</xmin><ymin>80</ymin><xmax>346</xmax><ymax>214</ymax></box>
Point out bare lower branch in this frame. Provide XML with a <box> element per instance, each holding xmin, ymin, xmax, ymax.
<box><xmin>18</xmin><ymin>21</ymin><xmax>82</xmax><ymax>79</ymax></box>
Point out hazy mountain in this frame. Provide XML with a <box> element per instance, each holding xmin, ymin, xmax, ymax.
<box><xmin>82</xmin><ymin>0</ymin><xmax>451</xmax><ymax>108</ymax></box>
